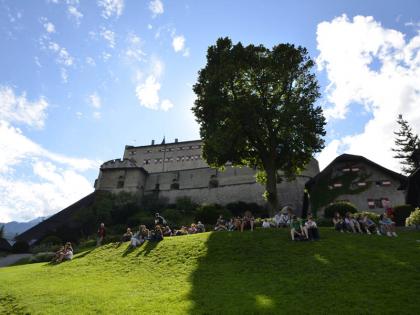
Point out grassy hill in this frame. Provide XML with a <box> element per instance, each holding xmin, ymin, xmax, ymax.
<box><xmin>1</xmin><ymin>228</ymin><xmax>420</xmax><ymax>314</ymax></box>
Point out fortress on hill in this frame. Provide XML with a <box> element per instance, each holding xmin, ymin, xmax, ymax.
<box><xmin>94</xmin><ymin>139</ymin><xmax>320</xmax><ymax>211</ymax></box>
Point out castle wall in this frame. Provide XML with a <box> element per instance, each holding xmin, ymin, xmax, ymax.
<box><xmin>123</xmin><ymin>140</ymin><xmax>208</xmax><ymax>173</ymax></box>
<box><xmin>96</xmin><ymin>168</ymin><xmax>147</xmax><ymax>194</ymax></box>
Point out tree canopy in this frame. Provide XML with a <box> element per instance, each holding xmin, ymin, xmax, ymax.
<box><xmin>192</xmin><ymin>37</ymin><xmax>326</xmax><ymax>212</ymax></box>
<box><xmin>392</xmin><ymin>114</ymin><xmax>420</xmax><ymax>175</ymax></box>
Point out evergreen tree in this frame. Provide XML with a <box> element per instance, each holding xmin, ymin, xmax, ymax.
<box><xmin>392</xmin><ymin>114</ymin><xmax>420</xmax><ymax>175</ymax></box>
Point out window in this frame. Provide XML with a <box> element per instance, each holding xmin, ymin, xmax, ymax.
<box><xmin>367</xmin><ymin>197</ymin><xmax>389</xmax><ymax>209</ymax></box>
<box><xmin>117</xmin><ymin>176</ymin><xmax>124</xmax><ymax>188</ymax></box>
<box><xmin>342</xmin><ymin>168</ymin><xmax>351</xmax><ymax>172</ymax></box>
<box><xmin>357</xmin><ymin>182</ymin><xmax>367</xmax><ymax>187</ymax></box>
<box><xmin>367</xmin><ymin>199</ymin><xmax>375</xmax><ymax>209</ymax></box>
<box><xmin>351</xmin><ymin>167</ymin><xmax>360</xmax><ymax>172</ymax></box>
<box><xmin>154</xmin><ymin>184</ymin><xmax>160</xmax><ymax>190</ymax></box>
<box><xmin>381</xmin><ymin>180</ymin><xmax>391</xmax><ymax>186</ymax></box>
<box><xmin>333</xmin><ymin>183</ymin><xmax>342</xmax><ymax>188</ymax></box>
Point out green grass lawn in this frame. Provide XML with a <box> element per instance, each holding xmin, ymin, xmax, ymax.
<box><xmin>1</xmin><ymin>228</ymin><xmax>420</xmax><ymax>314</ymax></box>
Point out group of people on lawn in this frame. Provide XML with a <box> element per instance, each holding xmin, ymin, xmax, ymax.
<box><xmin>332</xmin><ymin>211</ymin><xmax>398</xmax><ymax>237</ymax></box>
<box><xmin>52</xmin><ymin>203</ymin><xmax>400</xmax><ymax>262</ymax></box>
<box><xmin>121</xmin><ymin>213</ymin><xmax>207</xmax><ymax>248</ymax></box>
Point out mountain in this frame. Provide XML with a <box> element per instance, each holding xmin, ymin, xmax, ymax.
<box><xmin>0</xmin><ymin>217</ymin><xmax>47</xmax><ymax>240</ymax></box>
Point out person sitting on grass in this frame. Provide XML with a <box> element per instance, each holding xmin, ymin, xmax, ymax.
<box><xmin>274</xmin><ymin>211</ymin><xmax>289</xmax><ymax>228</ymax></box>
<box><xmin>162</xmin><ymin>225</ymin><xmax>172</xmax><ymax>237</ymax></box>
<box><xmin>344</xmin><ymin>212</ymin><xmax>362</xmax><ymax>233</ymax></box>
<box><xmin>130</xmin><ymin>225</ymin><xmax>145</xmax><ymax>248</ymax></box>
<box><xmin>304</xmin><ymin>215</ymin><xmax>319</xmax><ymax>240</ymax></box>
<box><xmin>379</xmin><ymin>213</ymin><xmax>398</xmax><ymax>237</ymax></box>
<box><xmin>188</xmin><ymin>223</ymin><xmax>198</xmax><ymax>234</ymax></box>
<box><xmin>361</xmin><ymin>214</ymin><xmax>380</xmax><ymax>235</ymax></box>
<box><xmin>214</xmin><ymin>215</ymin><xmax>228</xmax><ymax>231</ymax></box>
<box><xmin>196</xmin><ymin>221</ymin><xmax>205</xmax><ymax>233</ymax></box>
<box><xmin>54</xmin><ymin>242</ymin><xmax>73</xmax><ymax>263</ymax></box>
<box><xmin>290</xmin><ymin>215</ymin><xmax>306</xmax><ymax>241</ymax></box>
<box><xmin>154</xmin><ymin>213</ymin><xmax>167</xmax><ymax>226</ymax></box>
<box><xmin>175</xmin><ymin>226</ymin><xmax>189</xmax><ymax>236</ymax></box>
<box><xmin>262</xmin><ymin>219</ymin><xmax>271</xmax><ymax>229</ymax></box>
<box><xmin>51</xmin><ymin>246</ymin><xmax>65</xmax><ymax>263</ymax></box>
<box><xmin>241</xmin><ymin>211</ymin><xmax>255</xmax><ymax>232</ymax></box>
<box><xmin>121</xmin><ymin>228</ymin><xmax>133</xmax><ymax>242</ymax></box>
<box><xmin>332</xmin><ymin>212</ymin><xmax>345</xmax><ymax>232</ymax></box>
<box><xmin>151</xmin><ymin>226</ymin><xmax>164</xmax><ymax>241</ymax></box>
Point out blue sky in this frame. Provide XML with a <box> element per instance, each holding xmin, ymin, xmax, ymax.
<box><xmin>1</xmin><ymin>0</ymin><xmax>420</xmax><ymax>222</ymax></box>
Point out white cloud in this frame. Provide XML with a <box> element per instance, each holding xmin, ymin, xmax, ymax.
<box><xmin>34</xmin><ymin>56</ymin><xmax>42</xmax><ymax>68</ymax></box>
<box><xmin>86</xmin><ymin>56</ymin><xmax>96</xmax><ymax>66</ymax></box>
<box><xmin>160</xmin><ymin>99</ymin><xmax>173</xmax><ymax>111</ymax></box>
<box><xmin>88</xmin><ymin>92</ymin><xmax>101</xmax><ymax>109</ymax></box>
<box><xmin>316</xmin><ymin>15</ymin><xmax>420</xmax><ymax>172</ymax></box>
<box><xmin>98</xmin><ymin>0</ymin><xmax>124</xmax><ymax>19</ymax></box>
<box><xmin>149</xmin><ymin>0</ymin><xmax>164</xmax><ymax>17</ymax></box>
<box><xmin>172</xmin><ymin>35</ymin><xmax>185</xmax><ymax>52</ymax></box>
<box><xmin>0</xmin><ymin>121</ymin><xmax>100</xmax><ymax>222</ymax></box>
<box><xmin>147</xmin><ymin>24</ymin><xmax>153</xmax><ymax>30</ymax></box>
<box><xmin>93</xmin><ymin>111</ymin><xmax>101</xmax><ymax>119</ymax></box>
<box><xmin>41</xmin><ymin>17</ymin><xmax>56</xmax><ymax>33</ymax></box>
<box><xmin>0</xmin><ymin>86</ymin><xmax>48</xmax><ymax>129</ymax></box>
<box><xmin>0</xmin><ymin>85</ymin><xmax>100</xmax><ymax>222</ymax></box>
<box><xmin>60</xmin><ymin>68</ymin><xmax>68</xmax><ymax>83</ymax></box>
<box><xmin>124</xmin><ymin>33</ymin><xmax>146</xmax><ymax>62</ymax></box>
<box><xmin>48</xmin><ymin>41</ymin><xmax>74</xmax><ymax>66</ymax></box>
<box><xmin>102</xmin><ymin>52</ymin><xmax>112</xmax><ymax>61</ymax></box>
<box><xmin>135</xmin><ymin>76</ymin><xmax>161</xmax><ymax>110</ymax></box>
<box><xmin>68</xmin><ymin>5</ymin><xmax>83</xmax><ymax>25</ymax></box>
<box><xmin>100</xmin><ymin>28</ymin><xmax>116</xmax><ymax>48</ymax></box>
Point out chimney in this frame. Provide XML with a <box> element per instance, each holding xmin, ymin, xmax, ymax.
<box><xmin>151</xmin><ymin>140</ymin><xmax>155</xmax><ymax>145</ymax></box>
<box><xmin>175</xmin><ymin>138</ymin><xmax>178</xmax><ymax>143</ymax></box>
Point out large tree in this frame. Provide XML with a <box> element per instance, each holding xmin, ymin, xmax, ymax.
<box><xmin>392</xmin><ymin>114</ymin><xmax>420</xmax><ymax>175</ymax></box>
<box><xmin>192</xmin><ymin>37</ymin><xmax>326</xmax><ymax>212</ymax></box>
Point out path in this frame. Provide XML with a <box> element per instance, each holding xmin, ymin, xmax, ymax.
<box><xmin>0</xmin><ymin>254</ymin><xmax>32</xmax><ymax>267</ymax></box>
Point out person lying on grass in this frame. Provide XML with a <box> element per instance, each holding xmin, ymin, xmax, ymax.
<box><xmin>241</xmin><ymin>211</ymin><xmax>254</xmax><ymax>232</ymax></box>
<box><xmin>304</xmin><ymin>215</ymin><xmax>319</xmax><ymax>240</ymax></box>
<box><xmin>344</xmin><ymin>212</ymin><xmax>362</xmax><ymax>233</ymax></box>
<box><xmin>151</xmin><ymin>226</ymin><xmax>163</xmax><ymax>241</ymax></box>
<box><xmin>174</xmin><ymin>226</ymin><xmax>189</xmax><ymax>236</ymax></box>
<box><xmin>379</xmin><ymin>213</ymin><xmax>398</xmax><ymax>237</ymax></box>
<box><xmin>332</xmin><ymin>212</ymin><xmax>345</xmax><ymax>232</ymax></box>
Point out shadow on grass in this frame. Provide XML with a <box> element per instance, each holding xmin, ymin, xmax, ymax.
<box><xmin>74</xmin><ymin>249</ymin><xmax>94</xmax><ymax>260</ymax></box>
<box><xmin>136</xmin><ymin>240</ymin><xmax>159</xmax><ymax>257</ymax></box>
<box><xmin>187</xmin><ymin>229</ymin><xmax>420</xmax><ymax>314</ymax></box>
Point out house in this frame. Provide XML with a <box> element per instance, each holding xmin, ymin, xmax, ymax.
<box><xmin>305</xmin><ymin>154</ymin><xmax>407</xmax><ymax>215</ymax></box>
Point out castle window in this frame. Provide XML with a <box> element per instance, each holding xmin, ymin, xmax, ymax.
<box><xmin>154</xmin><ymin>184</ymin><xmax>160</xmax><ymax>190</ymax></box>
<box><xmin>351</xmin><ymin>167</ymin><xmax>360</xmax><ymax>172</ymax></box>
<box><xmin>357</xmin><ymin>182</ymin><xmax>367</xmax><ymax>187</ymax></box>
<box><xmin>333</xmin><ymin>183</ymin><xmax>342</xmax><ymax>188</ymax></box>
<box><xmin>342</xmin><ymin>168</ymin><xmax>351</xmax><ymax>172</ymax></box>
<box><xmin>117</xmin><ymin>176</ymin><xmax>125</xmax><ymax>188</ymax></box>
<box><xmin>170</xmin><ymin>179</ymin><xmax>179</xmax><ymax>190</ymax></box>
<box><xmin>381</xmin><ymin>180</ymin><xmax>391</xmax><ymax>186</ymax></box>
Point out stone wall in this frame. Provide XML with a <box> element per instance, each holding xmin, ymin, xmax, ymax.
<box><xmin>96</xmin><ymin>168</ymin><xmax>147</xmax><ymax>194</ymax></box>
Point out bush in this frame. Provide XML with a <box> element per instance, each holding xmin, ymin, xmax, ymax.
<box><xmin>323</xmin><ymin>202</ymin><xmax>358</xmax><ymax>218</ymax></box>
<box><xmin>162</xmin><ymin>208</ymin><xmax>183</xmax><ymax>225</ymax></box>
<box><xmin>195</xmin><ymin>204</ymin><xmax>231</xmax><ymax>224</ymax></box>
<box><xmin>29</xmin><ymin>252</ymin><xmax>55</xmax><ymax>263</ymax></box>
<box><xmin>175</xmin><ymin>197</ymin><xmax>198</xmax><ymax>215</ymax></box>
<box><xmin>393</xmin><ymin>205</ymin><xmax>415</xmax><ymax>226</ymax></box>
<box><xmin>40</xmin><ymin>235</ymin><xmax>62</xmax><ymax>246</ymax></box>
<box><xmin>226</xmin><ymin>201</ymin><xmax>267</xmax><ymax>217</ymax></box>
<box><xmin>32</xmin><ymin>243</ymin><xmax>61</xmax><ymax>254</ymax></box>
<box><xmin>316</xmin><ymin>218</ymin><xmax>333</xmax><ymax>227</ymax></box>
<box><xmin>406</xmin><ymin>207</ymin><xmax>420</xmax><ymax>228</ymax></box>
<box><xmin>12</xmin><ymin>241</ymin><xmax>29</xmax><ymax>253</ymax></box>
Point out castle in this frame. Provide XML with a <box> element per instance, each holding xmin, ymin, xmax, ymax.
<box><xmin>94</xmin><ymin>139</ymin><xmax>320</xmax><ymax>211</ymax></box>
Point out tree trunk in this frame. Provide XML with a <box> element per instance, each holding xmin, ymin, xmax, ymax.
<box><xmin>265</xmin><ymin>164</ymin><xmax>278</xmax><ymax>216</ymax></box>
